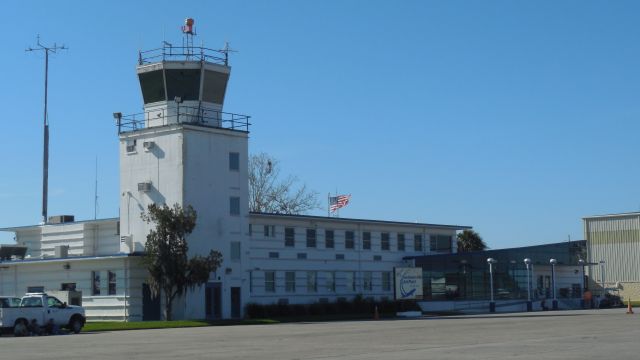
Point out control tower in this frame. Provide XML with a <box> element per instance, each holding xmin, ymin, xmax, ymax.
<box><xmin>116</xmin><ymin>19</ymin><xmax>250</xmax><ymax>319</ymax></box>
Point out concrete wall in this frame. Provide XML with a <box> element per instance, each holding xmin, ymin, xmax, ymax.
<box><xmin>182</xmin><ymin>125</ymin><xmax>250</xmax><ymax>319</ymax></box>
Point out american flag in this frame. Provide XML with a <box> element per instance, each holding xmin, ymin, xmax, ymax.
<box><xmin>329</xmin><ymin>194</ymin><xmax>351</xmax><ymax>212</ymax></box>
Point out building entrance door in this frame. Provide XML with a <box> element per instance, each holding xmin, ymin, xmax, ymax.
<box><xmin>205</xmin><ymin>282</ymin><xmax>222</xmax><ymax>319</ymax></box>
<box><xmin>231</xmin><ymin>287</ymin><xmax>241</xmax><ymax>318</ymax></box>
<box><xmin>142</xmin><ymin>283</ymin><xmax>161</xmax><ymax>321</ymax></box>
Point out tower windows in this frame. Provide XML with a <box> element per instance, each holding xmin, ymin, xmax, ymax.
<box><xmin>229</xmin><ymin>152</ymin><xmax>239</xmax><ymax>171</ymax></box>
<box><xmin>229</xmin><ymin>197</ymin><xmax>240</xmax><ymax>216</ymax></box>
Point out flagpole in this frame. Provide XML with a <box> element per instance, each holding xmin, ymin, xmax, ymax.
<box><xmin>327</xmin><ymin>192</ymin><xmax>330</xmax><ymax>217</ymax></box>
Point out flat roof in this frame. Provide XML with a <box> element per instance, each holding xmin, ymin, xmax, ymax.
<box><xmin>250</xmin><ymin>212</ymin><xmax>471</xmax><ymax>230</ymax></box>
<box><xmin>582</xmin><ymin>212</ymin><xmax>640</xmax><ymax>220</ymax></box>
<box><xmin>0</xmin><ymin>252</ymin><xmax>142</xmax><ymax>265</ymax></box>
<box><xmin>0</xmin><ymin>217</ymin><xmax>119</xmax><ymax>232</ymax></box>
<box><xmin>1</xmin><ymin>213</ymin><xmax>471</xmax><ymax>233</ymax></box>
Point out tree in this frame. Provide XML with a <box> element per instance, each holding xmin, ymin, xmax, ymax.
<box><xmin>457</xmin><ymin>229</ymin><xmax>488</xmax><ymax>253</ymax></box>
<box><xmin>142</xmin><ymin>203</ymin><xmax>222</xmax><ymax>320</ymax></box>
<box><xmin>249</xmin><ymin>152</ymin><xmax>319</xmax><ymax>214</ymax></box>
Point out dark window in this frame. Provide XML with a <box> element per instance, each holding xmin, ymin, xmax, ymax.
<box><xmin>297</xmin><ymin>253</ymin><xmax>307</xmax><ymax>259</ymax></box>
<box><xmin>229</xmin><ymin>152</ymin><xmax>239</xmax><ymax>171</ymax></box>
<box><xmin>202</xmin><ymin>70</ymin><xmax>229</xmax><ymax>104</ymax></box>
<box><xmin>345</xmin><ymin>231</ymin><xmax>355</xmax><ymax>249</ymax></box>
<box><xmin>165</xmin><ymin>69</ymin><xmax>201</xmax><ymax>101</ymax></box>
<box><xmin>381</xmin><ymin>233</ymin><xmax>390</xmax><ymax>250</ymax></box>
<box><xmin>285</xmin><ymin>227</ymin><xmax>295</xmax><ymax>247</ymax></box>
<box><xmin>397</xmin><ymin>234</ymin><xmax>405</xmax><ymax>251</ymax></box>
<box><xmin>336</xmin><ymin>254</ymin><xmax>345</xmax><ymax>260</ymax></box>
<box><xmin>269</xmin><ymin>252</ymin><xmax>279</xmax><ymax>259</ymax></box>
<box><xmin>414</xmin><ymin>234</ymin><xmax>423</xmax><ymax>252</ymax></box>
<box><xmin>325</xmin><ymin>230</ymin><xmax>334</xmax><ymax>248</ymax></box>
<box><xmin>61</xmin><ymin>283</ymin><xmax>76</xmax><ymax>291</ymax></box>
<box><xmin>265</xmin><ymin>271</ymin><xmax>275</xmax><ymax>293</ymax></box>
<box><xmin>430</xmin><ymin>235</ymin><xmax>453</xmax><ymax>251</ymax></box>
<box><xmin>264</xmin><ymin>225</ymin><xmax>275</xmax><ymax>237</ymax></box>
<box><xmin>92</xmin><ymin>271</ymin><xmax>100</xmax><ymax>296</ymax></box>
<box><xmin>108</xmin><ymin>271</ymin><xmax>117</xmax><ymax>295</ymax></box>
<box><xmin>306</xmin><ymin>229</ymin><xmax>317</xmax><ymax>248</ymax></box>
<box><xmin>285</xmin><ymin>272</ymin><xmax>296</xmax><ymax>292</ymax></box>
<box><xmin>374</xmin><ymin>255</ymin><xmax>382</xmax><ymax>261</ymax></box>
<box><xmin>138</xmin><ymin>70</ymin><xmax>166</xmax><ymax>104</ymax></box>
<box><xmin>363</xmin><ymin>232</ymin><xmax>371</xmax><ymax>250</ymax></box>
<box><xmin>229</xmin><ymin>197</ymin><xmax>240</xmax><ymax>216</ymax></box>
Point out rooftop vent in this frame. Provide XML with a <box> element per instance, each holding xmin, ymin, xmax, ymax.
<box><xmin>54</xmin><ymin>245</ymin><xmax>69</xmax><ymax>259</ymax></box>
<box><xmin>48</xmin><ymin>215</ymin><xmax>75</xmax><ymax>224</ymax></box>
<box><xmin>0</xmin><ymin>246</ymin><xmax>27</xmax><ymax>260</ymax></box>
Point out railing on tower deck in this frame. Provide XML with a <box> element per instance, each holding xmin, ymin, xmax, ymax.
<box><xmin>138</xmin><ymin>44</ymin><xmax>229</xmax><ymax>66</ymax></box>
<box><xmin>116</xmin><ymin>105</ymin><xmax>251</xmax><ymax>134</ymax></box>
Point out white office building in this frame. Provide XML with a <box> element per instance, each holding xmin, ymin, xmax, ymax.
<box><xmin>0</xmin><ymin>33</ymin><xmax>470</xmax><ymax>321</ymax></box>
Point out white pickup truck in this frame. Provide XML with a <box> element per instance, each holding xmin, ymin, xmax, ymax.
<box><xmin>0</xmin><ymin>293</ymin><xmax>86</xmax><ymax>336</ymax></box>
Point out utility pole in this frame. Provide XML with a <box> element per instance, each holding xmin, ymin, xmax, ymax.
<box><xmin>26</xmin><ymin>35</ymin><xmax>67</xmax><ymax>224</ymax></box>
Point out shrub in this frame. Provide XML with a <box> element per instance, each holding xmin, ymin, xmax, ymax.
<box><xmin>244</xmin><ymin>296</ymin><xmax>421</xmax><ymax>318</ymax></box>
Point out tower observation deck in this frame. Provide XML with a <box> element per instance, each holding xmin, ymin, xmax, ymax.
<box><xmin>115</xmin><ymin>20</ymin><xmax>249</xmax><ymax>133</ymax></box>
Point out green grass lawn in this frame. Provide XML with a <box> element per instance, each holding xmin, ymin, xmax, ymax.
<box><xmin>84</xmin><ymin>319</ymin><xmax>279</xmax><ymax>332</ymax></box>
<box><xmin>83</xmin><ymin>313</ymin><xmax>381</xmax><ymax>332</ymax></box>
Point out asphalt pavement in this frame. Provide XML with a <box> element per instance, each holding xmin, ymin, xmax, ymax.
<box><xmin>0</xmin><ymin>308</ymin><xmax>636</xmax><ymax>359</ymax></box>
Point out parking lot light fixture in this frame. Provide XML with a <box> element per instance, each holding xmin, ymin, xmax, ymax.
<box><xmin>487</xmin><ymin>258</ymin><xmax>497</xmax><ymax>313</ymax></box>
<box><xmin>550</xmin><ymin>258</ymin><xmax>558</xmax><ymax>310</ymax></box>
<box><xmin>578</xmin><ymin>259</ymin><xmax>586</xmax><ymax>308</ymax></box>
<box><xmin>524</xmin><ymin>258</ymin><xmax>532</xmax><ymax>311</ymax></box>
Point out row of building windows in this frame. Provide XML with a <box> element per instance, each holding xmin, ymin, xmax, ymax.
<box><xmin>91</xmin><ymin>270</ymin><xmax>117</xmax><ymax>296</ymax></box>
<box><xmin>255</xmin><ymin>271</ymin><xmax>393</xmax><ymax>294</ymax></box>
<box><xmin>265</xmin><ymin>251</ymin><xmax>384</xmax><ymax>261</ymax></box>
<box><xmin>252</xmin><ymin>225</ymin><xmax>453</xmax><ymax>252</ymax></box>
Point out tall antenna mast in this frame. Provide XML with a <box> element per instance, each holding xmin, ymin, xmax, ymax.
<box><xmin>94</xmin><ymin>157</ymin><xmax>99</xmax><ymax>220</ymax></box>
<box><xmin>26</xmin><ymin>35</ymin><xmax>67</xmax><ymax>224</ymax></box>
<box><xmin>220</xmin><ymin>41</ymin><xmax>237</xmax><ymax>66</ymax></box>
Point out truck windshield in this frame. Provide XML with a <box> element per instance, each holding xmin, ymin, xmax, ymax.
<box><xmin>21</xmin><ymin>297</ymin><xmax>43</xmax><ymax>308</ymax></box>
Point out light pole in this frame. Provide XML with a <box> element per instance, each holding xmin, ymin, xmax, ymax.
<box><xmin>524</xmin><ymin>258</ymin><xmax>532</xmax><ymax>311</ymax></box>
<box><xmin>487</xmin><ymin>258</ymin><xmax>497</xmax><ymax>313</ymax></box>
<box><xmin>550</xmin><ymin>258</ymin><xmax>558</xmax><ymax>310</ymax></box>
<box><xmin>578</xmin><ymin>259</ymin><xmax>585</xmax><ymax>308</ymax></box>
<box><xmin>599</xmin><ymin>260</ymin><xmax>606</xmax><ymax>298</ymax></box>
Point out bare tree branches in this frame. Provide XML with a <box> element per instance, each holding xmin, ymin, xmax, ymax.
<box><xmin>249</xmin><ymin>153</ymin><xmax>319</xmax><ymax>214</ymax></box>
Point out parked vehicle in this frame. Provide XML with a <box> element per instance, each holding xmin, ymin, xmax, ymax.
<box><xmin>0</xmin><ymin>297</ymin><xmax>21</xmax><ymax>308</ymax></box>
<box><xmin>0</xmin><ymin>293</ymin><xmax>86</xmax><ymax>336</ymax></box>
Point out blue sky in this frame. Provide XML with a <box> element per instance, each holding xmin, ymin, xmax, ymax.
<box><xmin>1</xmin><ymin>1</ymin><xmax>639</xmax><ymax>248</ymax></box>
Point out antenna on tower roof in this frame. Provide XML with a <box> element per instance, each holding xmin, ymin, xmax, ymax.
<box><xmin>26</xmin><ymin>35</ymin><xmax>67</xmax><ymax>224</ymax></box>
<box><xmin>220</xmin><ymin>41</ymin><xmax>237</xmax><ymax>66</ymax></box>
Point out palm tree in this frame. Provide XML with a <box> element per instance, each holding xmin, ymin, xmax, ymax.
<box><xmin>457</xmin><ymin>229</ymin><xmax>487</xmax><ymax>252</ymax></box>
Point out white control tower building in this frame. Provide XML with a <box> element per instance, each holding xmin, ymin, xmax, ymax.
<box><xmin>116</xmin><ymin>19</ymin><xmax>250</xmax><ymax>319</ymax></box>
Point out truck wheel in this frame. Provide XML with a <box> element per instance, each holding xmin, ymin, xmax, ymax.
<box><xmin>13</xmin><ymin>320</ymin><xmax>28</xmax><ymax>337</ymax></box>
<box><xmin>70</xmin><ymin>317</ymin><xmax>83</xmax><ymax>334</ymax></box>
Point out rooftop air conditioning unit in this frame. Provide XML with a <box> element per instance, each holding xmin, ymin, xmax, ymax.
<box><xmin>143</xmin><ymin>141</ymin><xmax>155</xmax><ymax>151</ymax></box>
<box><xmin>54</xmin><ymin>245</ymin><xmax>69</xmax><ymax>258</ymax></box>
<box><xmin>137</xmin><ymin>182</ymin><xmax>152</xmax><ymax>192</ymax></box>
<box><xmin>126</xmin><ymin>139</ymin><xmax>137</xmax><ymax>153</ymax></box>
